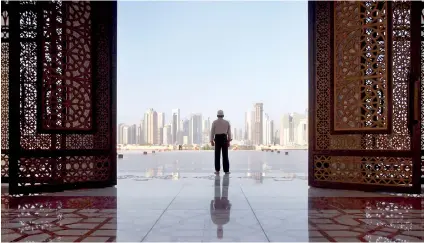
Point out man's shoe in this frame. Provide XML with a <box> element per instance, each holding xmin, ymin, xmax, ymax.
<box><xmin>225</xmin><ymin>172</ymin><xmax>231</xmax><ymax>174</ymax></box>
<box><xmin>214</xmin><ymin>171</ymin><xmax>220</xmax><ymax>175</ymax></box>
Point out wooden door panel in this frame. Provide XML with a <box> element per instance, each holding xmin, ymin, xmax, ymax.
<box><xmin>4</xmin><ymin>0</ymin><xmax>117</xmax><ymax>195</ymax></box>
<box><xmin>309</xmin><ymin>1</ymin><xmax>421</xmax><ymax>193</ymax></box>
<box><xmin>332</xmin><ymin>1</ymin><xmax>392</xmax><ymax>134</ymax></box>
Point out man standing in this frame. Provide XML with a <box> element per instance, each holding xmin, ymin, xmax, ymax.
<box><xmin>210</xmin><ymin>110</ymin><xmax>232</xmax><ymax>175</ymax></box>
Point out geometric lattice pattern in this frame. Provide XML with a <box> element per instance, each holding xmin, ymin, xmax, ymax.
<box><xmin>314</xmin><ymin>156</ymin><xmax>413</xmax><ymax>186</ymax></box>
<box><xmin>333</xmin><ymin>1</ymin><xmax>390</xmax><ymax>132</ymax></box>
<box><xmin>41</xmin><ymin>1</ymin><xmax>93</xmax><ymax>131</ymax></box>
<box><xmin>311</xmin><ymin>1</ymin><xmax>419</xmax><ymax>192</ymax></box>
<box><xmin>315</xmin><ymin>1</ymin><xmax>412</xmax><ymax>152</ymax></box>
<box><xmin>16</xmin><ymin>156</ymin><xmax>111</xmax><ymax>187</ymax></box>
<box><xmin>4</xmin><ymin>1</ymin><xmax>116</xmax><ymax>194</ymax></box>
<box><xmin>1</xmin><ymin>1</ymin><xmax>9</xmax><ymax>179</ymax></box>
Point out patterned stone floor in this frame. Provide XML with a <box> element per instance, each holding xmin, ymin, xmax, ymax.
<box><xmin>1</xmin><ymin>173</ymin><xmax>423</xmax><ymax>242</ymax></box>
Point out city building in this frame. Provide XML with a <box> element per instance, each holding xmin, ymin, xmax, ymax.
<box><xmin>182</xmin><ymin>119</ymin><xmax>189</xmax><ymax>138</ymax></box>
<box><xmin>297</xmin><ymin>118</ymin><xmax>308</xmax><ymax>145</ymax></box>
<box><xmin>269</xmin><ymin>120</ymin><xmax>274</xmax><ymax>145</ymax></box>
<box><xmin>117</xmin><ymin>123</ymin><xmax>126</xmax><ymax>144</ymax></box>
<box><xmin>253</xmin><ymin>103</ymin><xmax>263</xmax><ymax>145</ymax></box>
<box><xmin>122</xmin><ymin>125</ymin><xmax>129</xmax><ymax>145</ymax></box>
<box><xmin>171</xmin><ymin>109</ymin><xmax>181</xmax><ymax>145</ymax></box>
<box><xmin>137</xmin><ymin>121</ymin><xmax>143</xmax><ymax>145</ymax></box>
<box><xmin>128</xmin><ymin>124</ymin><xmax>137</xmax><ymax>144</ymax></box>
<box><xmin>245</xmin><ymin>109</ymin><xmax>255</xmax><ymax>145</ymax></box>
<box><xmin>280</xmin><ymin>112</ymin><xmax>306</xmax><ymax>146</ymax></box>
<box><xmin>263</xmin><ymin>113</ymin><xmax>271</xmax><ymax>145</ymax></box>
<box><xmin>162</xmin><ymin>124</ymin><xmax>172</xmax><ymax>145</ymax></box>
<box><xmin>144</xmin><ymin>108</ymin><xmax>158</xmax><ymax>144</ymax></box>
<box><xmin>202</xmin><ymin>117</ymin><xmax>211</xmax><ymax>144</ymax></box>
<box><xmin>157</xmin><ymin>112</ymin><xmax>165</xmax><ymax>144</ymax></box>
<box><xmin>189</xmin><ymin>113</ymin><xmax>202</xmax><ymax>145</ymax></box>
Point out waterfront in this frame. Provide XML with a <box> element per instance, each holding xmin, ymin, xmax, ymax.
<box><xmin>118</xmin><ymin>150</ymin><xmax>308</xmax><ymax>179</ymax></box>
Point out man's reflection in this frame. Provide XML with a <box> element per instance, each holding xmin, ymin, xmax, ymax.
<box><xmin>210</xmin><ymin>174</ymin><xmax>231</xmax><ymax>239</ymax></box>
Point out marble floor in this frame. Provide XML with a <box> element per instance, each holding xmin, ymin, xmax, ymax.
<box><xmin>1</xmin><ymin>172</ymin><xmax>423</xmax><ymax>242</ymax></box>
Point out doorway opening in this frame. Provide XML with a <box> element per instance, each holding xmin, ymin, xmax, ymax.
<box><xmin>0</xmin><ymin>1</ymin><xmax>423</xmax><ymax>195</ymax></box>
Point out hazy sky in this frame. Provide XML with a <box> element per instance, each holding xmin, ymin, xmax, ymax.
<box><xmin>117</xmin><ymin>1</ymin><xmax>308</xmax><ymax>129</ymax></box>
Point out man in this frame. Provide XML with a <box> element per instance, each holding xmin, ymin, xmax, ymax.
<box><xmin>210</xmin><ymin>110</ymin><xmax>232</xmax><ymax>175</ymax></box>
<box><xmin>210</xmin><ymin>174</ymin><xmax>231</xmax><ymax>239</ymax></box>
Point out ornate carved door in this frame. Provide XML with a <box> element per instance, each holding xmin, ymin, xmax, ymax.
<box><xmin>1</xmin><ymin>0</ymin><xmax>117</xmax><ymax>195</ymax></box>
<box><xmin>308</xmin><ymin>1</ymin><xmax>422</xmax><ymax>194</ymax></box>
<box><xmin>421</xmin><ymin>0</ymin><xmax>424</xmax><ymax>185</ymax></box>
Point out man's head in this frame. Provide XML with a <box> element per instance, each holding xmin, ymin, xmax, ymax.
<box><xmin>217</xmin><ymin>110</ymin><xmax>224</xmax><ymax>118</ymax></box>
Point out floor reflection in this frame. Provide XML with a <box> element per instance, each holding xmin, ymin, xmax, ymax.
<box><xmin>1</xmin><ymin>182</ymin><xmax>423</xmax><ymax>242</ymax></box>
<box><xmin>307</xmin><ymin>188</ymin><xmax>423</xmax><ymax>242</ymax></box>
<box><xmin>1</xmin><ymin>188</ymin><xmax>117</xmax><ymax>242</ymax></box>
<box><xmin>210</xmin><ymin>174</ymin><xmax>231</xmax><ymax>239</ymax></box>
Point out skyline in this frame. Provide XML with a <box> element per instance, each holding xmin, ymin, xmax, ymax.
<box><xmin>117</xmin><ymin>104</ymin><xmax>308</xmax><ymax>146</ymax></box>
<box><xmin>117</xmin><ymin>107</ymin><xmax>308</xmax><ymax>146</ymax></box>
<box><xmin>117</xmin><ymin>104</ymin><xmax>308</xmax><ymax>132</ymax></box>
<box><xmin>117</xmin><ymin>1</ymin><xmax>308</xmax><ymax>129</ymax></box>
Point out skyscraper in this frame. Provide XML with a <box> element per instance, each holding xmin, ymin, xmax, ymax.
<box><xmin>263</xmin><ymin>113</ymin><xmax>270</xmax><ymax>145</ymax></box>
<box><xmin>288</xmin><ymin>113</ymin><xmax>295</xmax><ymax>144</ymax></box>
<box><xmin>144</xmin><ymin>108</ymin><xmax>158</xmax><ymax>144</ymax></box>
<box><xmin>280</xmin><ymin>114</ymin><xmax>290</xmax><ymax>146</ymax></box>
<box><xmin>245</xmin><ymin>109</ymin><xmax>255</xmax><ymax>145</ymax></box>
<box><xmin>137</xmin><ymin>121</ymin><xmax>143</xmax><ymax>144</ymax></box>
<box><xmin>163</xmin><ymin>124</ymin><xmax>172</xmax><ymax>145</ymax></box>
<box><xmin>118</xmin><ymin>123</ymin><xmax>126</xmax><ymax>144</ymax></box>
<box><xmin>171</xmin><ymin>109</ymin><xmax>181</xmax><ymax>145</ymax></box>
<box><xmin>297</xmin><ymin>118</ymin><xmax>308</xmax><ymax>145</ymax></box>
<box><xmin>128</xmin><ymin>124</ymin><xmax>137</xmax><ymax>144</ymax></box>
<box><xmin>202</xmin><ymin>117</ymin><xmax>211</xmax><ymax>144</ymax></box>
<box><xmin>244</xmin><ymin>112</ymin><xmax>250</xmax><ymax>141</ymax></box>
<box><xmin>157</xmin><ymin>112</ymin><xmax>165</xmax><ymax>128</ymax></box>
<box><xmin>122</xmin><ymin>125</ymin><xmax>129</xmax><ymax>145</ymax></box>
<box><xmin>189</xmin><ymin>113</ymin><xmax>202</xmax><ymax>145</ymax></box>
<box><xmin>139</xmin><ymin>120</ymin><xmax>145</xmax><ymax>145</ymax></box>
<box><xmin>157</xmin><ymin>112</ymin><xmax>165</xmax><ymax>144</ymax></box>
<box><xmin>269</xmin><ymin>120</ymin><xmax>274</xmax><ymax>145</ymax></box>
<box><xmin>143</xmin><ymin>113</ymin><xmax>149</xmax><ymax>144</ymax></box>
<box><xmin>254</xmin><ymin>103</ymin><xmax>263</xmax><ymax>145</ymax></box>
<box><xmin>280</xmin><ymin>112</ymin><xmax>306</xmax><ymax>146</ymax></box>
<box><xmin>182</xmin><ymin>119</ymin><xmax>189</xmax><ymax>137</ymax></box>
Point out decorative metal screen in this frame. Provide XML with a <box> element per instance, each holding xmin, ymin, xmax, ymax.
<box><xmin>332</xmin><ymin>1</ymin><xmax>392</xmax><ymax>133</ymax></box>
<box><xmin>40</xmin><ymin>1</ymin><xmax>94</xmax><ymax>132</ymax></box>
<box><xmin>309</xmin><ymin>1</ymin><xmax>421</xmax><ymax>193</ymax></box>
<box><xmin>4</xmin><ymin>0</ymin><xmax>116</xmax><ymax>195</ymax></box>
<box><xmin>1</xmin><ymin>1</ymin><xmax>9</xmax><ymax>182</ymax></box>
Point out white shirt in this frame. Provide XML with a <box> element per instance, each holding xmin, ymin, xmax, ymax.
<box><xmin>210</xmin><ymin>118</ymin><xmax>232</xmax><ymax>141</ymax></box>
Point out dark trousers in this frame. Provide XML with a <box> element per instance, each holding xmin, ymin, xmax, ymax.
<box><xmin>214</xmin><ymin>134</ymin><xmax>229</xmax><ymax>172</ymax></box>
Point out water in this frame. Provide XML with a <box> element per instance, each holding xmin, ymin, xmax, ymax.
<box><xmin>118</xmin><ymin>150</ymin><xmax>308</xmax><ymax>177</ymax></box>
